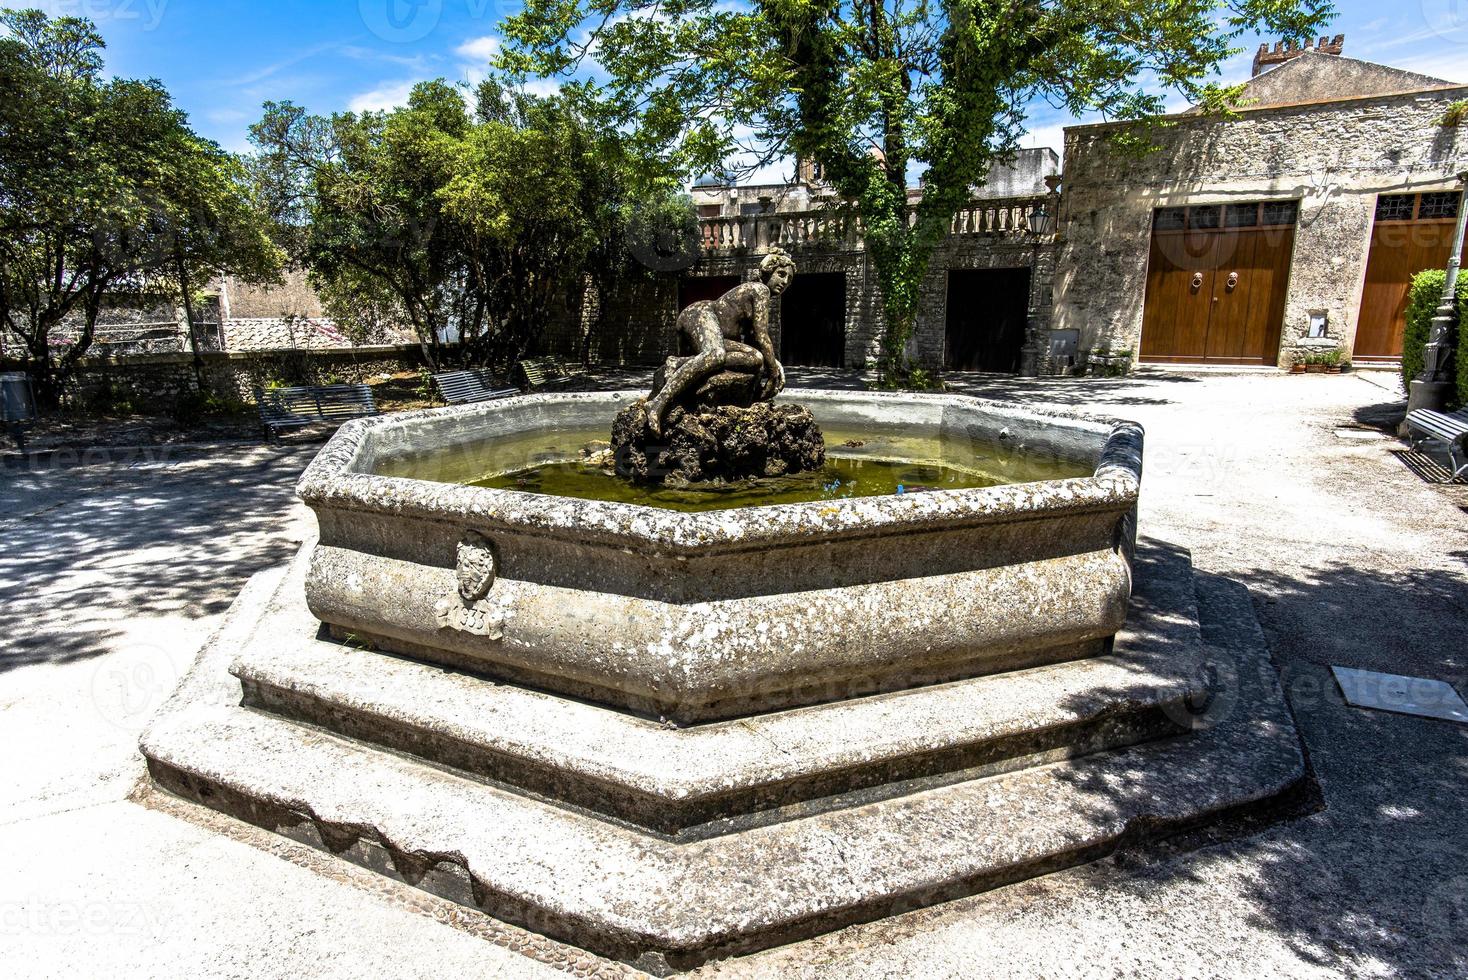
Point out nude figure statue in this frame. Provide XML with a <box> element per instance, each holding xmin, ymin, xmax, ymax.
<box><xmin>643</xmin><ymin>249</ymin><xmax>795</xmax><ymax>438</ymax></box>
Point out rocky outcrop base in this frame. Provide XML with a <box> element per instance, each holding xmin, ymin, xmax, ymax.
<box><xmin>610</xmin><ymin>400</ymin><xmax>826</xmax><ymax>485</ymax></box>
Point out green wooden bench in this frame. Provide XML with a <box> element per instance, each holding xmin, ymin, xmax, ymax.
<box><xmin>432</xmin><ymin>369</ymin><xmax>519</xmax><ymax>405</ymax></box>
<box><xmin>517</xmin><ymin>357</ymin><xmax>587</xmax><ymax>390</ymax></box>
<box><xmin>255</xmin><ymin>384</ymin><xmax>378</xmax><ymax>442</ymax></box>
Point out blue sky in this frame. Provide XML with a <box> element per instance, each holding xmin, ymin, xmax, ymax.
<box><xmin>26</xmin><ymin>0</ymin><xmax>1468</xmax><ymax>170</ymax></box>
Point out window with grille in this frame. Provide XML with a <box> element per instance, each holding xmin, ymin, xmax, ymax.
<box><xmin>1375</xmin><ymin>191</ymin><xmax>1464</xmax><ymax>222</ymax></box>
<box><xmin>1260</xmin><ymin>200</ymin><xmax>1299</xmax><ymax>226</ymax></box>
<box><xmin>1152</xmin><ymin>200</ymin><xmax>1299</xmax><ymax>231</ymax></box>
<box><xmin>1190</xmin><ymin>205</ymin><xmax>1221</xmax><ymax>229</ymax></box>
<box><xmin>1153</xmin><ymin>207</ymin><xmax>1187</xmax><ymax>230</ymax></box>
<box><xmin>1419</xmin><ymin>192</ymin><xmax>1462</xmax><ymax>220</ymax></box>
<box><xmin>1225</xmin><ymin>204</ymin><xmax>1260</xmax><ymax>228</ymax></box>
<box><xmin>1375</xmin><ymin>195</ymin><xmax>1416</xmax><ymax>221</ymax></box>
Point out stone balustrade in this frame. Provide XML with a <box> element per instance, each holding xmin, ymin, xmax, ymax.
<box><xmin>698</xmin><ymin>194</ymin><xmax>1049</xmax><ymax>253</ymax></box>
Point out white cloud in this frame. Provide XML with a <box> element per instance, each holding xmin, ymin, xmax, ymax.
<box><xmin>456</xmin><ymin>35</ymin><xmax>502</xmax><ymax>62</ymax></box>
<box><xmin>1018</xmin><ymin>121</ymin><xmax>1069</xmax><ymax>157</ymax></box>
<box><xmin>205</xmin><ymin>107</ymin><xmax>249</xmax><ymax>125</ymax></box>
<box><xmin>1377</xmin><ymin>50</ymin><xmax>1467</xmax><ymax>84</ymax></box>
<box><xmin>349</xmin><ymin>80</ymin><xmax>417</xmax><ymax>113</ymax></box>
<box><xmin>519</xmin><ymin>77</ymin><xmax>563</xmax><ymax>97</ymax></box>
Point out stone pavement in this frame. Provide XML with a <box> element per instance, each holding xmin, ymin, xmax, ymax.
<box><xmin>3</xmin><ymin>370</ymin><xmax>1466</xmax><ymax>978</ymax></box>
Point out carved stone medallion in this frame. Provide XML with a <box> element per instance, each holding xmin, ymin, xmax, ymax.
<box><xmin>455</xmin><ymin>530</ymin><xmax>497</xmax><ymax>603</ymax></box>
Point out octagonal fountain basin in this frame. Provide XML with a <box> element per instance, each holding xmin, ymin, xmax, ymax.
<box><xmin>296</xmin><ymin>389</ymin><xmax>1144</xmax><ymax>724</ymax></box>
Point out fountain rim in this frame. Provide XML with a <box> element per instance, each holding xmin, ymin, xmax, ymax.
<box><xmin>295</xmin><ymin>388</ymin><xmax>1143</xmax><ymax>553</ymax></box>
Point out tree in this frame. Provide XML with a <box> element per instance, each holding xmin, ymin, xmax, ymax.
<box><xmin>155</xmin><ymin>137</ymin><xmax>284</xmax><ymax>384</ymax></box>
<box><xmin>250</xmin><ymin>79</ymin><xmax>685</xmax><ymax>369</ymax></box>
<box><xmin>252</xmin><ymin>82</ymin><xmax>474</xmax><ymax>368</ymax></box>
<box><xmin>0</xmin><ymin>8</ymin><xmax>279</xmax><ymax>406</ymax></box>
<box><xmin>500</xmin><ymin>0</ymin><xmax>1335</xmax><ymax>383</ymax></box>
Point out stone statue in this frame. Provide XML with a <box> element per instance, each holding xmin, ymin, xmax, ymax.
<box><xmin>644</xmin><ymin>248</ymin><xmax>796</xmax><ymax>437</ymax></box>
<box><xmin>609</xmin><ymin>248</ymin><xmax>825</xmax><ymax>486</ymax></box>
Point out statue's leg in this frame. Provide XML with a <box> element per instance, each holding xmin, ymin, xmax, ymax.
<box><xmin>723</xmin><ymin>341</ymin><xmax>764</xmax><ymax>372</ymax></box>
<box><xmin>645</xmin><ymin>315</ymin><xmax>726</xmax><ymax>437</ymax></box>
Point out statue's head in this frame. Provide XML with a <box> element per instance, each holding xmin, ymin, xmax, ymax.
<box><xmin>759</xmin><ymin>248</ymin><xmax>796</xmax><ymax>296</ymax></box>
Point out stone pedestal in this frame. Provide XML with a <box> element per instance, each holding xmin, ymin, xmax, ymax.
<box><xmin>1408</xmin><ymin>378</ymin><xmax>1455</xmax><ymax>414</ymax></box>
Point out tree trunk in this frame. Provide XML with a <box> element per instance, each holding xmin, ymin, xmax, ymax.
<box><xmin>176</xmin><ymin>251</ymin><xmax>206</xmax><ymax>389</ymax></box>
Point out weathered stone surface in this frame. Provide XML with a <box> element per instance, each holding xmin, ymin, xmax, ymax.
<box><xmin>609</xmin><ymin>398</ymin><xmax>825</xmax><ymax>485</ymax></box>
<box><xmin>236</xmin><ymin>550</ymin><xmax>1205</xmax><ymax>836</ymax></box>
<box><xmin>142</xmin><ymin>539</ymin><xmax>1306</xmax><ymax>974</ymax></box>
<box><xmin>1054</xmin><ymin>82</ymin><xmax>1468</xmax><ymax>364</ymax></box>
<box><xmin>648</xmin><ymin>357</ymin><xmax>763</xmax><ymax>410</ymax></box>
<box><xmin>296</xmin><ymin>390</ymin><xmax>1143</xmax><ymax>722</ymax></box>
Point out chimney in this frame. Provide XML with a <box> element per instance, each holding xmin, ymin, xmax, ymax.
<box><xmin>1252</xmin><ymin>34</ymin><xmax>1344</xmax><ymax>76</ymax></box>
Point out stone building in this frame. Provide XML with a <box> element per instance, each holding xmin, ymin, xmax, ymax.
<box><xmin>671</xmin><ymin>148</ymin><xmax>1062</xmax><ymax>373</ymax></box>
<box><xmin>1052</xmin><ymin>38</ymin><xmax>1467</xmax><ymax>368</ymax></box>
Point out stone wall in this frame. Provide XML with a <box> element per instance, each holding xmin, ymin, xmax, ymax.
<box><xmin>1</xmin><ymin>296</ymin><xmax>223</xmax><ymax>359</ymax></box>
<box><xmin>1054</xmin><ymin>84</ymin><xmax>1468</xmax><ymax>366</ymax></box>
<box><xmin>538</xmin><ymin>273</ymin><xmax>680</xmax><ymax>367</ymax></box>
<box><xmin>67</xmin><ymin>345</ymin><xmax>426</xmax><ymax>408</ymax></box>
<box><xmin>914</xmin><ymin>239</ymin><xmax>1056</xmax><ymax>369</ymax></box>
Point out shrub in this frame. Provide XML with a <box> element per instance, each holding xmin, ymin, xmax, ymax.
<box><xmin>1402</xmin><ymin>270</ymin><xmax>1468</xmax><ymax>408</ymax></box>
<box><xmin>171</xmin><ymin>387</ymin><xmax>248</xmax><ymax>426</ymax></box>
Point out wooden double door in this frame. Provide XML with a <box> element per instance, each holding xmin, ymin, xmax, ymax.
<box><xmin>1140</xmin><ymin>202</ymin><xmax>1297</xmax><ymax>365</ymax></box>
<box><xmin>1354</xmin><ymin>191</ymin><xmax>1465</xmax><ymax>362</ymax></box>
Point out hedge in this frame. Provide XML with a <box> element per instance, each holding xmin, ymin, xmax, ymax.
<box><xmin>1402</xmin><ymin>269</ymin><xmax>1468</xmax><ymax>409</ymax></box>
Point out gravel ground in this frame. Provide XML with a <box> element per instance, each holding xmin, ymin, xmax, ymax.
<box><xmin>2</xmin><ymin>368</ymin><xmax>1466</xmax><ymax>978</ymax></box>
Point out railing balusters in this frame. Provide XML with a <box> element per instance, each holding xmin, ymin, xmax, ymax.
<box><xmin>697</xmin><ymin>194</ymin><xmax>1046</xmax><ymax>254</ymax></box>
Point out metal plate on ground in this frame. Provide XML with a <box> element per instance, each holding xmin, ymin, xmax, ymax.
<box><xmin>1332</xmin><ymin>666</ymin><xmax>1468</xmax><ymax>723</ymax></box>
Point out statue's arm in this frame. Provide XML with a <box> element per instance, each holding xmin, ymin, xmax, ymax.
<box><xmin>750</xmin><ymin>287</ymin><xmax>785</xmax><ymax>396</ymax></box>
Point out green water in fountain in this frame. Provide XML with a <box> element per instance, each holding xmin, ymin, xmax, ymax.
<box><xmin>376</xmin><ymin>424</ymin><xmax>1092</xmax><ymax>513</ymax></box>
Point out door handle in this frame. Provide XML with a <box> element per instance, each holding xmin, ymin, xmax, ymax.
<box><xmin>1191</xmin><ymin>272</ymin><xmax>1204</xmax><ymax>290</ymax></box>
<box><xmin>1226</xmin><ymin>271</ymin><xmax>1239</xmax><ymax>290</ymax></box>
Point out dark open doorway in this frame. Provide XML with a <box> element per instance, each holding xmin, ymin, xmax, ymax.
<box><xmin>677</xmin><ymin>276</ymin><xmax>741</xmax><ymax>355</ymax></box>
<box><xmin>678</xmin><ymin>275</ymin><xmax>740</xmax><ymax>311</ymax></box>
<box><xmin>944</xmin><ymin>268</ymin><xmax>1031</xmax><ymax>373</ymax></box>
<box><xmin>779</xmin><ymin>272</ymin><xmax>846</xmax><ymax>368</ymax></box>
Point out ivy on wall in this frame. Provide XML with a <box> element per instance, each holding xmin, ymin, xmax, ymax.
<box><xmin>1402</xmin><ymin>269</ymin><xmax>1468</xmax><ymax>409</ymax></box>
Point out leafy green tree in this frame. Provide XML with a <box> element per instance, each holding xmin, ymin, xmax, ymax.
<box><xmin>500</xmin><ymin>0</ymin><xmax>1335</xmax><ymax>383</ymax></box>
<box><xmin>0</xmin><ymin>8</ymin><xmax>279</xmax><ymax>406</ymax></box>
<box><xmin>251</xmin><ymin>79</ymin><xmax>685</xmax><ymax>368</ymax></box>
<box><xmin>251</xmin><ymin>82</ymin><xmax>472</xmax><ymax>368</ymax></box>
<box><xmin>155</xmin><ymin>137</ymin><xmax>284</xmax><ymax>384</ymax></box>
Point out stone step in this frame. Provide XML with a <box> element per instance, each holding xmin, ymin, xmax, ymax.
<box><xmin>142</xmin><ymin>540</ymin><xmax>1306</xmax><ymax>974</ymax></box>
<box><xmin>232</xmin><ymin>557</ymin><xmax>1207</xmax><ymax>838</ymax></box>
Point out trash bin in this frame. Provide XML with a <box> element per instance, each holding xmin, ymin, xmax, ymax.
<box><xmin>0</xmin><ymin>371</ymin><xmax>37</xmax><ymax>423</ymax></box>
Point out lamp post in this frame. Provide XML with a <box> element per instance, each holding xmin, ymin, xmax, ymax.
<box><xmin>1408</xmin><ymin>171</ymin><xmax>1468</xmax><ymax>412</ymax></box>
<box><xmin>1020</xmin><ymin>176</ymin><xmax>1063</xmax><ymax>377</ymax></box>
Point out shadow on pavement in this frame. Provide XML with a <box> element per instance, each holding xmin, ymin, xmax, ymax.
<box><xmin>1049</xmin><ymin>545</ymin><xmax>1468</xmax><ymax>977</ymax></box>
<box><xmin>0</xmin><ymin>446</ymin><xmax>314</xmax><ymax>675</ymax></box>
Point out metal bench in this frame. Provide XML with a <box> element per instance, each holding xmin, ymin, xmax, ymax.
<box><xmin>254</xmin><ymin>383</ymin><xmax>378</xmax><ymax>442</ymax></box>
<box><xmin>432</xmin><ymin>369</ymin><xmax>519</xmax><ymax>405</ymax></box>
<box><xmin>517</xmin><ymin>357</ymin><xmax>587</xmax><ymax>390</ymax></box>
<box><xmin>1406</xmin><ymin>407</ymin><xmax>1468</xmax><ymax>482</ymax></box>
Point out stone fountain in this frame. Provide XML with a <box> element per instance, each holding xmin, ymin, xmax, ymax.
<box><xmin>141</xmin><ymin>261</ymin><xmax>1306</xmax><ymax>973</ymax></box>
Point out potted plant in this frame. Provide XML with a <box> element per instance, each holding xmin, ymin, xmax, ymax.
<box><xmin>1295</xmin><ymin>347</ymin><xmax>1345</xmax><ymax>373</ymax></box>
<box><xmin>1087</xmin><ymin>346</ymin><xmax>1134</xmax><ymax>377</ymax></box>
